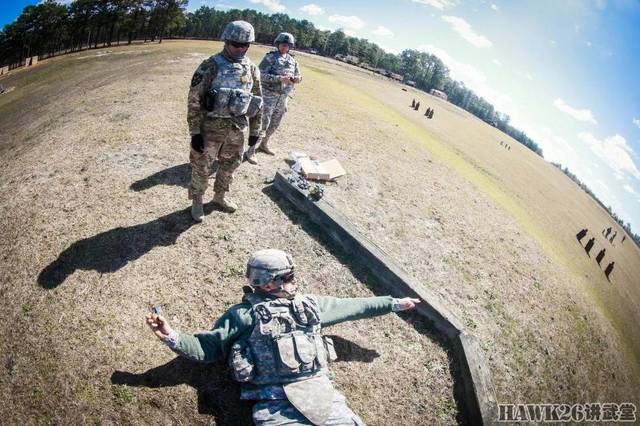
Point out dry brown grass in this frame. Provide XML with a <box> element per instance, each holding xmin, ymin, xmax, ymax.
<box><xmin>0</xmin><ymin>40</ymin><xmax>638</xmax><ymax>425</ymax></box>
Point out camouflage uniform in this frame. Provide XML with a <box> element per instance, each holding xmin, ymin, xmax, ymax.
<box><xmin>166</xmin><ymin>291</ymin><xmax>389</xmax><ymax>425</ymax></box>
<box><xmin>187</xmin><ymin>51</ymin><xmax>262</xmax><ymax>198</ymax></box>
<box><xmin>258</xmin><ymin>49</ymin><xmax>301</xmax><ymax>150</ymax></box>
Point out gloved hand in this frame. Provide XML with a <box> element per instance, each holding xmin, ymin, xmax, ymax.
<box><xmin>191</xmin><ymin>134</ymin><xmax>204</xmax><ymax>153</ymax></box>
<box><xmin>248</xmin><ymin>135</ymin><xmax>260</xmax><ymax>146</ymax></box>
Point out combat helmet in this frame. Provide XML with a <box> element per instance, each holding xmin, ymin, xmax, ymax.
<box><xmin>274</xmin><ymin>32</ymin><xmax>295</xmax><ymax>47</ymax></box>
<box><xmin>246</xmin><ymin>249</ymin><xmax>295</xmax><ymax>287</ymax></box>
<box><xmin>221</xmin><ymin>20</ymin><xmax>255</xmax><ymax>43</ymax></box>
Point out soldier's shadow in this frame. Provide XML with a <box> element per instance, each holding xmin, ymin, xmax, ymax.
<box><xmin>130</xmin><ymin>163</ymin><xmax>191</xmax><ymax>191</ymax></box>
<box><xmin>110</xmin><ymin>336</ymin><xmax>379</xmax><ymax>424</ymax></box>
<box><xmin>37</xmin><ymin>203</ymin><xmax>219</xmax><ymax>289</ymax></box>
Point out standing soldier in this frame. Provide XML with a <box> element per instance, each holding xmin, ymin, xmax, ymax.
<box><xmin>146</xmin><ymin>249</ymin><xmax>420</xmax><ymax>425</ymax></box>
<box><xmin>187</xmin><ymin>20</ymin><xmax>263</xmax><ymax>221</ymax></box>
<box><xmin>245</xmin><ymin>32</ymin><xmax>301</xmax><ymax>164</ymax></box>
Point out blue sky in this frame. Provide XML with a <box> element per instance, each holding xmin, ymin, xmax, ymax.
<box><xmin>3</xmin><ymin>0</ymin><xmax>640</xmax><ymax>233</ymax></box>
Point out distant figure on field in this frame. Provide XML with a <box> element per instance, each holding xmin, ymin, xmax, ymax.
<box><xmin>621</xmin><ymin>235</ymin><xmax>626</xmax><ymax>244</ymax></box>
<box><xmin>507</xmin><ymin>145</ymin><xmax>511</xmax><ymax>150</ymax></box>
<box><xmin>424</xmin><ymin>107</ymin><xmax>431</xmax><ymax>116</ymax></box>
<box><xmin>609</xmin><ymin>231</ymin><xmax>617</xmax><ymax>244</ymax></box>
<box><xmin>414</xmin><ymin>101</ymin><xmax>420</xmax><ymax>111</ymax></box>
<box><xmin>500</xmin><ymin>141</ymin><xmax>503</xmax><ymax>145</ymax></box>
<box><xmin>604</xmin><ymin>262</ymin><xmax>615</xmax><ymax>280</ymax></box>
<box><xmin>411</xmin><ymin>99</ymin><xmax>416</xmax><ymax>108</ymax></box>
<box><xmin>428</xmin><ymin>109</ymin><xmax>434</xmax><ymax>119</ymax></box>
<box><xmin>0</xmin><ymin>84</ymin><xmax>5</xmax><ymax>94</ymax></box>
<box><xmin>595</xmin><ymin>248</ymin><xmax>606</xmax><ymax>265</ymax></box>
<box><xmin>584</xmin><ymin>237</ymin><xmax>595</xmax><ymax>256</ymax></box>
<box><xmin>603</xmin><ymin>227</ymin><xmax>612</xmax><ymax>237</ymax></box>
<box><xmin>576</xmin><ymin>228</ymin><xmax>588</xmax><ymax>242</ymax></box>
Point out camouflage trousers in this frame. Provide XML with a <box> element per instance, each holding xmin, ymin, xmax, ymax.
<box><xmin>251</xmin><ymin>392</ymin><xmax>365</xmax><ymax>425</ymax></box>
<box><xmin>189</xmin><ymin>118</ymin><xmax>246</xmax><ymax>197</ymax></box>
<box><xmin>260</xmin><ymin>91</ymin><xmax>289</xmax><ymax>145</ymax></box>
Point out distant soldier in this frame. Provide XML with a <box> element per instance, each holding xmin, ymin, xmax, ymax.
<box><xmin>187</xmin><ymin>20</ymin><xmax>263</xmax><ymax>221</ymax></box>
<box><xmin>595</xmin><ymin>248</ymin><xmax>606</xmax><ymax>265</ymax></box>
<box><xmin>609</xmin><ymin>231</ymin><xmax>617</xmax><ymax>244</ymax></box>
<box><xmin>584</xmin><ymin>237</ymin><xmax>595</xmax><ymax>255</ymax></box>
<box><xmin>576</xmin><ymin>228</ymin><xmax>588</xmax><ymax>242</ymax></box>
<box><xmin>603</xmin><ymin>227</ymin><xmax>612</xmax><ymax>238</ymax></box>
<box><xmin>429</xmin><ymin>109</ymin><xmax>434</xmax><ymax>119</ymax></box>
<box><xmin>414</xmin><ymin>101</ymin><xmax>420</xmax><ymax>111</ymax></box>
<box><xmin>604</xmin><ymin>261</ymin><xmax>615</xmax><ymax>280</ymax></box>
<box><xmin>146</xmin><ymin>249</ymin><xmax>421</xmax><ymax>425</ymax></box>
<box><xmin>245</xmin><ymin>32</ymin><xmax>301</xmax><ymax>163</ymax></box>
<box><xmin>411</xmin><ymin>98</ymin><xmax>416</xmax><ymax>108</ymax></box>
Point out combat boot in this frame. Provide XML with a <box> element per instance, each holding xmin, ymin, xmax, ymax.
<box><xmin>258</xmin><ymin>140</ymin><xmax>275</xmax><ymax>156</ymax></box>
<box><xmin>213</xmin><ymin>191</ymin><xmax>237</xmax><ymax>213</ymax></box>
<box><xmin>191</xmin><ymin>195</ymin><xmax>204</xmax><ymax>222</ymax></box>
<box><xmin>243</xmin><ymin>145</ymin><xmax>258</xmax><ymax>165</ymax></box>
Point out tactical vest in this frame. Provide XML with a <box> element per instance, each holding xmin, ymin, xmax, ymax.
<box><xmin>229</xmin><ymin>293</ymin><xmax>337</xmax><ymax>386</ymax></box>
<box><xmin>205</xmin><ymin>53</ymin><xmax>262</xmax><ymax>118</ymax></box>
<box><xmin>262</xmin><ymin>52</ymin><xmax>298</xmax><ymax>95</ymax></box>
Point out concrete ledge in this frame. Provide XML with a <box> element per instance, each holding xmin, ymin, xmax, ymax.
<box><xmin>273</xmin><ymin>171</ymin><xmax>498</xmax><ymax>425</ymax></box>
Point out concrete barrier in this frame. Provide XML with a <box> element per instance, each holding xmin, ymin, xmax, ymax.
<box><xmin>272</xmin><ymin>171</ymin><xmax>498</xmax><ymax>425</ymax></box>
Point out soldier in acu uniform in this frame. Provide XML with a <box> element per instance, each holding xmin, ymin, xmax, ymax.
<box><xmin>146</xmin><ymin>249</ymin><xmax>420</xmax><ymax>425</ymax></box>
<box><xmin>244</xmin><ymin>32</ymin><xmax>301</xmax><ymax>164</ymax></box>
<box><xmin>187</xmin><ymin>20</ymin><xmax>263</xmax><ymax>221</ymax></box>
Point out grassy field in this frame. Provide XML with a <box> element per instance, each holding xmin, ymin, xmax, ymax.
<box><xmin>0</xmin><ymin>40</ymin><xmax>638</xmax><ymax>424</ymax></box>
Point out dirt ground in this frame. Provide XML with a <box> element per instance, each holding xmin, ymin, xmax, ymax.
<box><xmin>0</xmin><ymin>40</ymin><xmax>638</xmax><ymax>425</ymax></box>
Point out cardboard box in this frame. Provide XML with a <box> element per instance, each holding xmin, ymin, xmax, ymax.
<box><xmin>299</xmin><ymin>157</ymin><xmax>346</xmax><ymax>181</ymax></box>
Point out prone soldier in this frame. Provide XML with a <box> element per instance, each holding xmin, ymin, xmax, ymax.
<box><xmin>187</xmin><ymin>20</ymin><xmax>263</xmax><ymax>221</ymax></box>
<box><xmin>146</xmin><ymin>249</ymin><xmax>420</xmax><ymax>425</ymax></box>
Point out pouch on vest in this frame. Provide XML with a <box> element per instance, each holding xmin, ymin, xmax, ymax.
<box><xmin>229</xmin><ymin>90</ymin><xmax>252</xmax><ymax>116</ymax></box>
<box><xmin>246</xmin><ymin>95</ymin><xmax>263</xmax><ymax>118</ymax></box>
<box><xmin>206</xmin><ymin>87</ymin><xmax>233</xmax><ymax>115</ymax></box>
<box><xmin>229</xmin><ymin>341</ymin><xmax>255</xmax><ymax>382</ymax></box>
<box><xmin>276</xmin><ymin>334</ymin><xmax>300</xmax><ymax>372</ymax></box>
<box><xmin>293</xmin><ymin>332</ymin><xmax>317</xmax><ymax>366</ymax></box>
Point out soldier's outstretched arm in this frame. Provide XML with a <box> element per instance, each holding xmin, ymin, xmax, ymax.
<box><xmin>316</xmin><ymin>295</ymin><xmax>420</xmax><ymax>327</ymax></box>
<box><xmin>146</xmin><ymin>304</ymin><xmax>253</xmax><ymax>363</ymax></box>
<box><xmin>187</xmin><ymin>59</ymin><xmax>215</xmax><ymax>136</ymax></box>
<box><xmin>249</xmin><ymin>64</ymin><xmax>263</xmax><ymax>137</ymax></box>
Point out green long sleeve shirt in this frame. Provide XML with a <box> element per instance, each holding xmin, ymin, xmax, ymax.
<box><xmin>170</xmin><ymin>295</ymin><xmax>394</xmax><ymax>363</ymax></box>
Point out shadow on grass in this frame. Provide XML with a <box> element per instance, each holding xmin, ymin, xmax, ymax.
<box><xmin>37</xmin><ymin>203</ymin><xmax>222</xmax><ymax>289</ymax></box>
<box><xmin>129</xmin><ymin>163</ymin><xmax>190</xmax><ymax>191</ymax></box>
<box><xmin>262</xmin><ymin>184</ymin><xmax>468</xmax><ymax>425</ymax></box>
<box><xmin>110</xmin><ymin>336</ymin><xmax>380</xmax><ymax>424</ymax></box>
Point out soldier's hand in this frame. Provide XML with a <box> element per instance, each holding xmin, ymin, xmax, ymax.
<box><xmin>146</xmin><ymin>313</ymin><xmax>174</xmax><ymax>341</ymax></box>
<box><xmin>280</xmin><ymin>75</ymin><xmax>293</xmax><ymax>85</ymax></box>
<box><xmin>191</xmin><ymin>134</ymin><xmax>205</xmax><ymax>153</ymax></box>
<box><xmin>396</xmin><ymin>297</ymin><xmax>421</xmax><ymax>311</ymax></box>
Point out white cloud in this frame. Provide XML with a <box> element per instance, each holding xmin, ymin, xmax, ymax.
<box><xmin>586</xmin><ymin>41</ymin><xmax>592</xmax><ymax>47</ymax></box>
<box><xmin>578</xmin><ymin>132</ymin><xmax>640</xmax><ymax>180</ymax></box>
<box><xmin>214</xmin><ymin>3</ymin><xmax>233</xmax><ymax>10</ymax></box>
<box><xmin>633</xmin><ymin>117</ymin><xmax>640</xmax><ymax>128</ymax></box>
<box><xmin>624</xmin><ymin>184</ymin><xmax>639</xmax><ymax>197</ymax></box>
<box><xmin>299</xmin><ymin>4</ymin><xmax>324</xmax><ymax>16</ymax></box>
<box><xmin>553</xmin><ymin>98</ymin><xmax>597</xmax><ymax>124</ymax></box>
<box><xmin>249</xmin><ymin>0</ymin><xmax>286</xmax><ymax>12</ymax></box>
<box><xmin>344</xmin><ymin>29</ymin><xmax>357</xmax><ymax>37</ymax></box>
<box><xmin>328</xmin><ymin>15</ymin><xmax>365</xmax><ymax>30</ymax></box>
<box><xmin>491</xmin><ymin>4</ymin><xmax>499</xmax><ymax>10</ymax></box>
<box><xmin>372</xmin><ymin>26</ymin><xmax>394</xmax><ymax>37</ymax></box>
<box><xmin>411</xmin><ymin>0</ymin><xmax>458</xmax><ymax>10</ymax></box>
<box><xmin>417</xmin><ymin>44</ymin><xmax>513</xmax><ymax>114</ymax></box>
<box><xmin>492</xmin><ymin>59</ymin><xmax>502</xmax><ymax>66</ymax></box>
<box><xmin>442</xmin><ymin>16</ymin><xmax>493</xmax><ymax>48</ymax></box>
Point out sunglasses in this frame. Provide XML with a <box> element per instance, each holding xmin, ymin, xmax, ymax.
<box><xmin>229</xmin><ymin>41</ymin><xmax>250</xmax><ymax>49</ymax></box>
<box><xmin>278</xmin><ymin>272</ymin><xmax>296</xmax><ymax>283</ymax></box>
